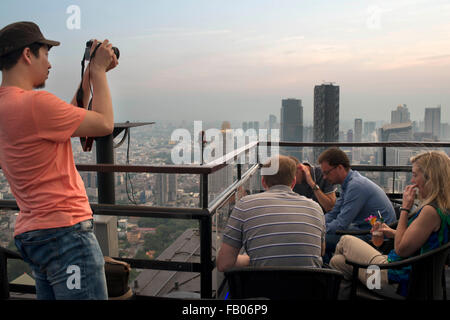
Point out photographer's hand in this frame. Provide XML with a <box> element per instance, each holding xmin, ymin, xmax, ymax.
<box><xmin>90</xmin><ymin>39</ymin><xmax>118</xmax><ymax>72</ymax></box>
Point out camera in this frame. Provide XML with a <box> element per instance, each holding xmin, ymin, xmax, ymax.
<box><xmin>84</xmin><ymin>40</ymin><xmax>120</xmax><ymax>61</ymax></box>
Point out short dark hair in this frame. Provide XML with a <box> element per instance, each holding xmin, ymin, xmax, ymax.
<box><xmin>318</xmin><ymin>147</ymin><xmax>350</xmax><ymax>169</ymax></box>
<box><xmin>0</xmin><ymin>42</ymin><xmax>45</xmax><ymax>71</ymax></box>
<box><xmin>261</xmin><ymin>155</ymin><xmax>297</xmax><ymax>187</ymax></box>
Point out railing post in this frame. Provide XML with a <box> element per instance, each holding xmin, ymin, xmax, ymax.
<box><xmin>199</xmin><ymin>214</ymin><xmax>213</xmax><ymax>299</ymax></box>
<box><xmin>199</xmin><ymin>173</ymin><xmax>213</xmax><ymax>298</ymax></box>
<box><xmin>94</xmin><ymin>134</ymin><xmax>118</xmax><ymax>257</ymax></box>
<box><xmin>0</xmin><ymin>251</ymin><xmax>9</xmax><ymax>300</ymax></box>
<box><xmin>392</xmin><ymin>171</ymin><xmax>396</xmax><ymax>194</ymax></box>
<box><xmin>96</xmin><ymin>135</ymin><xmax>115</xmax><ymax>204</ymax></box>
<box><xmin>200</xmin><ymin>173</ymin><xmax>208</xmax><ymax>209</ymax></box>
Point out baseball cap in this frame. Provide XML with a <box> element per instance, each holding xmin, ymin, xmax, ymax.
<box><xmin>0</xmin><ymin>21</ymin><xmax>60</xmax><ymax>57</ymax></box>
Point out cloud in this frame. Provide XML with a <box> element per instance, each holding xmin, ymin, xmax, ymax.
<box><xmin>123</xmin><ymin>28</ymin><xmax>232</xmax><ymax>40</ymax></box>
<box><xmin>418</xmin><ymin>54</ymin><xmax>450</xmax><ymax>61</ymax></box>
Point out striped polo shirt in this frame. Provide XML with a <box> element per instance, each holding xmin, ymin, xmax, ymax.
<box><xmin>222</xmin><ymin>185</ymin><xmax>326</xmax><ymax>267</ymax></box>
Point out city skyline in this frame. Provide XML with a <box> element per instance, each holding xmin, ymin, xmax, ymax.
<box><xmin>0</xmin><ymin>1</ymin><xmax>450</xmax><ymax>124</ymax></box>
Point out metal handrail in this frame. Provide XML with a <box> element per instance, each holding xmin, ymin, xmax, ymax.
<box><xmin>0</xmin><ymin>141</ymin><xmax>449</xmax><ymax>299</ymax></box>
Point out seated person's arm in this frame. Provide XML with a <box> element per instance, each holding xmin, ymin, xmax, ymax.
<box><xmin>394</xmin><ymin>205</ymin><xmax>441</xmax><ymax>257</ymax></box>
<box><xmin>217</xmin><ymin>243</ymin><xmax>250</xmax><ymax>272</ymax></box>
<box><xmin>325</xmin><ymin>196</ymin><xmax>342</xmax><ymax>224</ymax></box>
<box><xmin>304</xmin><ymin>165</ymin><xmax>337</xmax><ymax>212</ymax></box>
<box><xmin>326</xmin><ymin>185</ymin><xmax>366</xmax><ymax>233</ymax></box>
<box><xmin>315</xmin><ymin>191</ymin><xmax>336</xmax><ymax>212</ymax></box>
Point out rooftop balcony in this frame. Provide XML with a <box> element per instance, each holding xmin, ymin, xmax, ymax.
<box><xmin>1</xmin><ymin>137</ymin><xmax>449</xmax><ymax>300</ymax></box>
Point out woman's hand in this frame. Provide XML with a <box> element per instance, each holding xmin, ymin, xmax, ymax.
<box><xmin>374</xmin><ymin>223</ymin><xmax>396</xmax><ymax>239</ymax></box>
<box><xmin>402</xmin><ymin>184</ymin><xmax>417</xmax><ymax>210</ymax></box>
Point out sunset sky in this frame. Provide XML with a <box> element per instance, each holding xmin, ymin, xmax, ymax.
<box><xmin>1</xmin><ymin>0</ymin><xmax>450</xmax><ymax>125</ymax></box>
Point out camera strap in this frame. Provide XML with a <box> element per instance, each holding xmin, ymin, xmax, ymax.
<box><xmin>75</xmin><ymin>43</ymin><xmax>101</xmax><ymax>152</ymax></box>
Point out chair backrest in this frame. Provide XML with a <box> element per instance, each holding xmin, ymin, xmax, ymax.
<box><xmin>392</xmin><ymin>202</ymin><xmax>402</xmax><ymax>220</ymax></box>
<box><xmin>224</xmin><ymin>266</ymin><xmax>343</xmax><ymax>300</ymax></box>
<box><xmin>407</xmin><ymin>241</ymin><xmax>450</xmax><ymax>300</ymax></box>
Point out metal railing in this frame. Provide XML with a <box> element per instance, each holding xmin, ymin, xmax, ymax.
<box><xmin>0</xmin><ymin>141</ymin><xmax>449</xmax><ymax>299</ymax></box>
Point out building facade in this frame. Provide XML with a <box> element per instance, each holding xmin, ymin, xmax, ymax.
<box><xmin>313</xmin><ymin>84</ymin><xmax>339</xmax><ymax>160</ymax></box>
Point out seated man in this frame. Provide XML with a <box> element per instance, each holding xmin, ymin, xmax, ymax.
<box><xmin>289</xmin><ymin>156</ymin><xmax>337</xmax><ymax>212</ymax></box>
<box><xmin>317</xmin><ymin>148</ymin><xmax>396</xmax><ymax>263</ymax></box>
<box><xmin>217</xmin><ymin>155</ymin><xmax>326</xmax><ymax>272</ymax></box>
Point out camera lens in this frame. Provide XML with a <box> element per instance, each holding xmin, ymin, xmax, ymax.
<box><xmin>112</xmin><ymin>47</ymin><xmax>120</xmax><ymax>60</ymax></box>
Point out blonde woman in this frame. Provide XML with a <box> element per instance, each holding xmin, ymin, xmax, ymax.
<box><xmin>329</xmin><ymin>150</ymin><xmax>450</xmax><ymax>298</ymax></box>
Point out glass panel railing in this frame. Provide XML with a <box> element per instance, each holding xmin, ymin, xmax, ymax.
<box><xmin>122</xmin><ymin>216</ymin><xmax>200</xmax><ymax>297</ymax></box>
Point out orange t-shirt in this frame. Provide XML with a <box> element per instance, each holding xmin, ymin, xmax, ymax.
<box><xmin>0</xmin><ymin>87</ymin><xmax>92</xmax><ymax>236</ymax></box>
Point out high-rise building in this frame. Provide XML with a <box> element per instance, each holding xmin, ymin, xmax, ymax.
<box><xmin>424</xmin><ymin>106</ymin><xmax>441</xmax><ymax>140</ymax></box>
<box><xmin>379</xmin><ymin>122</ymin><xmax>413</xmax><ymax>142</ymax></box>
<box><xmin>441</xmin><ymin>123</ymin><xmax>450</xmax><ymax>141</ymax></box>
<box><xmin>209</xmin><ymin>123</ymin><xmax>233</xmax><ymax>198</ymax></box>
<box><xmin>168</xmin><ymin>174</ymin><xmax>177</xmax><ymax>202</ymax></box>
<box><xmin>313</xmin><ymin>83</ymin><xmax>339</xmax><ymax>159</ymax></box>
<box><xmin>354</xmin><ymin>118</ymin><xmax>363</xmax><ymax>163</ymax></box>
<box><xmin>268</xmin><ymin>114</ymin><xmax>277</xmax><ymax>141</ymax></box>
<box><xmin>280</xmin><ymin>98</ymin><xmax>303</xmax><ymax>161</ymax></box>
<box><xmin>155</xmin><ymin>174</ymin><xmax>169</xmax><ymax>206</ymax></box>
<box><xmin>354</xmin><ymin>118</ymin><xmax>362</xmax><ymax>142</ymax></box>
<box><xmin>280</xmin><ymin>98</ymin><xmax>303</xmax><ymax>160</ymax></box>
<box><xmin>347</xmin><ymin>129</ymin><xmax>353</xmax><ymax>142</ymax></box>
<box><xmin>363</xmin><ymin>121</ymin><xmax>377</xmax><ymax>141</ymax></box>
<box><xmin>378</xmin><ymin>122</ymin><xmax>414</xmax><ymax>190</ymax></box>
<box><xmin>391</xmin><ymin>104</ymin><xmax>410</xmax><ymax>124</ymax></box>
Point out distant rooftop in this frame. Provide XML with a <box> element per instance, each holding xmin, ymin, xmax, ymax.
<box><xmin>382</xmin><ymin>121</ymin><xmax>413</xmax><ymax>130</ymax></box>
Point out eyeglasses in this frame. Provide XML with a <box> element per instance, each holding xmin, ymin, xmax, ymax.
<box><xmin>322</xmin><ymin>166</ymin><xmax>337</xmax><ymax>176</ymax></box>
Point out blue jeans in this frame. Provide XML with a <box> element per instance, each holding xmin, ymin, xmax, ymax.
<box><xmin>15</xmin><ymin>219</ymin><xmax>108</xmax><ymax>300</ymax></box>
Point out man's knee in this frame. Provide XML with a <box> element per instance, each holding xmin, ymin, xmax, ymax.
<box><xmin>329</xmin><ymin>253</ymin><xmax>345</xmax><ymax>270</ymax></box>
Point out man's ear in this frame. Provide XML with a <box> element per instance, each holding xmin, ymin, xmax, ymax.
<box><xmin>261</xmin><ymin>176</ymin><xmax>268</xmax><ymax>190</ymax></box>
<box><xmin>22</xmin><ymin>47</ymin><xmax>33</xmax><ymax>65</ymax></box>
<box><xmin>290</xmin><ymin>176</ymin><xmax>296</xmax><ymax>189</ymax></box>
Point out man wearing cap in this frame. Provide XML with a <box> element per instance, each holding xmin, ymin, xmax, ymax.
<box><xmin>289</xmin><ymin>156</ymin><xmax>337</xmax><ymax>212</ymax></box>
<box><xmin>0</xmin><ymin>21</ymin><xmax>118</xmax><ymax>299</ymax></box>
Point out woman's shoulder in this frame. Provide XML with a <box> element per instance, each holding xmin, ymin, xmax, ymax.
<box><xmin>423</xmin><ymin>201</ymin><xmax>449</xmax><ymax>217</ymax></box>
<box><xmin>419</xmin><ymin>204</ymin><xmax>443</xmax><ymax>232</ymax></box>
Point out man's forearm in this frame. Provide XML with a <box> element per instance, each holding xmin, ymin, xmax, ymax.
<box><xmin>313</xmin><ymin>190</ymin><xmax>336</xmax><ymax>212</ymax></box>
<box><xmin>89</xmin><ymin>67</ymin><xmax>114</xmax><ymax>130</ymax></box>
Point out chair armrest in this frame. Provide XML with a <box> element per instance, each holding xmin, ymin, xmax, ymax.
<box><xmin>335</xmin><ymin>219</ymin><xmax>402</xmax><ymax>236</ymax></box>
<box><xmin>335</xmin><ymin>229</ymin><xmax>370</xmax><ymax>236</ymax></box>
<box><xmin>345</xmin><ymin>243</ymin><xmax>450</xmax><ymax>271</ymax></box>
<box><xmin>345</xmin><ymin>258</ymin><xmax>409</xmax><ymax>270</ymax></box>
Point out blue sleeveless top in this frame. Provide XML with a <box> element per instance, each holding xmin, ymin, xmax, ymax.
<box><xmin>386</xmin><ymin>203</ymin><xmax>449</xmax><ymax>296</ymax></box>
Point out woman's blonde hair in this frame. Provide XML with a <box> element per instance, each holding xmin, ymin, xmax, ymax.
<box><xmin>410</xmin><ymin>150</ymin><xmax>450</xmax><ymax>211</ymax></box>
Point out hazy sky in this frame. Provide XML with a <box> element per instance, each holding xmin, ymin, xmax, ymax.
<box><xmin>1</xmin><ymin>0</ymin><xmax>450</xmax><ymax>125</ymax></box>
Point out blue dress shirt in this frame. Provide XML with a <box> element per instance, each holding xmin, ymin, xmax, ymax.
<box><xmin>325</xmin><ymin>170</ymin><xmax>396</xmax><ymax>234</ymax></box>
